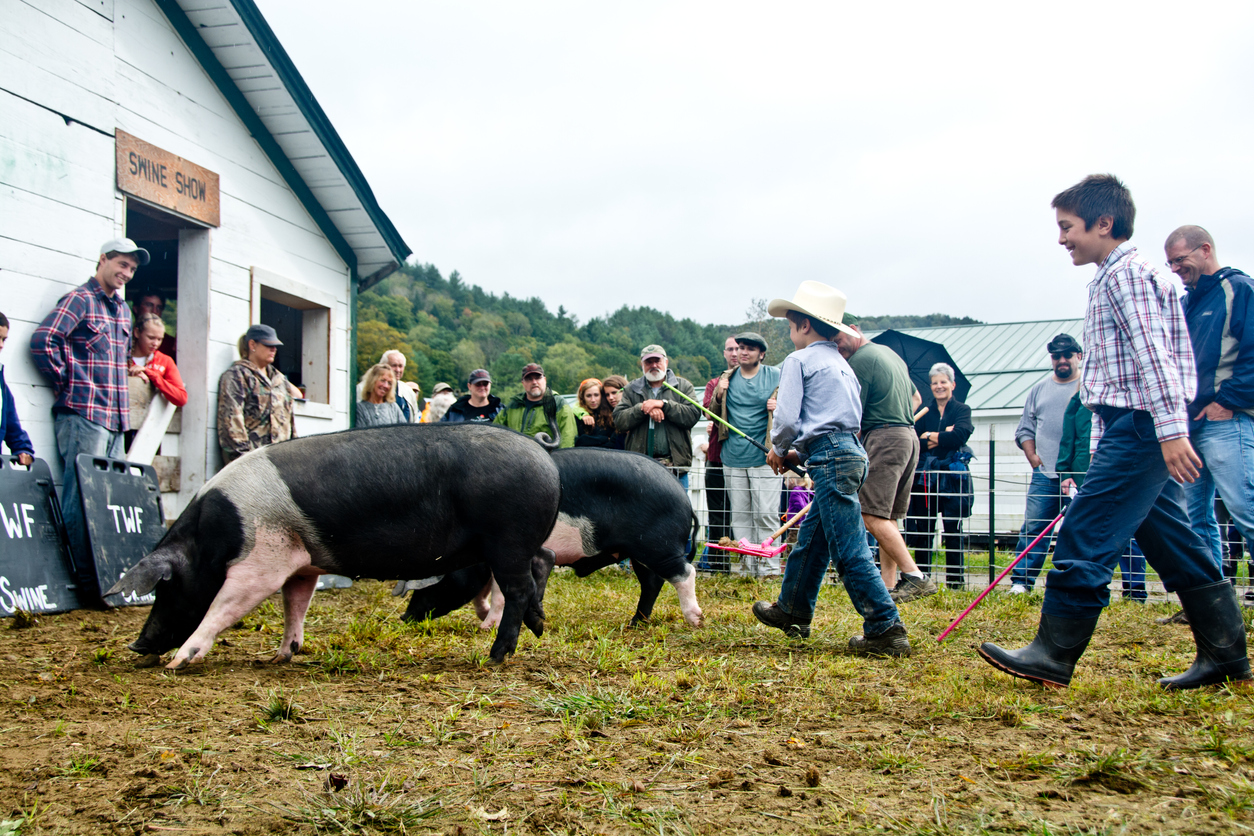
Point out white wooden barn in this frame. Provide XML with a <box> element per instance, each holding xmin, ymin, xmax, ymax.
<box><xmin>3</xmin><ymin>0</ymin><xmax>410</xmax><ymax>519</ymax></box>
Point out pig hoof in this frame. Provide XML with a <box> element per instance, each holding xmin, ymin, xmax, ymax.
<box><xmin>134</xmin><ymin>653</ymin><xmax>162</xmax><ymax>668</ymax></box>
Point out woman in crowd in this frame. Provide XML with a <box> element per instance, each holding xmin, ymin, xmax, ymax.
<box><xmin>218</xmin><ymin>324</ymin><xmax>296</xmax><ymax>464</ymax></box>
<box><xmin>600</xmin><ymin>374</ymin><xmax>628</xmax><ymax>449</ymax></box>
<box><xmin>574</xmin><ymin>377</ymin><xmax>616</xmax><ymax>447</ymax></box>
<box><xmin>906</xmin><ymin>362</ymin><xmax>974</xmax><ymax>589</ymax></box>
<box><xmin>126</xmin><ymin>313</ymin><xmax>187</xmax><ymax>450</ymax></box>
<box><xmin>356</xmin><ymin>363</ymin><xmax>407</xmax><ymax>427</ymax></box>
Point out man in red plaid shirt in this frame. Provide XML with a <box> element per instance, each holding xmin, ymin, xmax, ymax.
<box><xmin>979</xmin><ymin>175</ymin><xmax>1250</xmax><ymax>690</ymax></box>
<box><xmin>30</xmin><ymin>238</ymin><xmax>149</xmax><ymax>579</ymax></box>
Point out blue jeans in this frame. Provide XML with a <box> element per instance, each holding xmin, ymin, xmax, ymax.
<box><xmin>1011</xmin><ymin>470</ymin><xmax>1065</xmax><ymax>589</ymax></box>
<box><xmin>54</xmin><ymin>411</ymin><xmax>124</xmax><ymax>575</ymax></box>
<box><xmin>1183</xmin><ymin>412</ymin><xmax>1254</xmax><ymax>573</ymax></box>
<box><xmin>1043</xmin><ymin>408</ymin><xmax>1220</xmax><ymax>619</ymax></box>
<box><xmin>776</xmin><ymin>432</ymin><xmax>901</xmax><ymax>637</ymax></box>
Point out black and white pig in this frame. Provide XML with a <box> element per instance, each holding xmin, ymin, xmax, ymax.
<box><xmin>108</xmin><ymin>424</ymin><xmax>562</xmax><ymax>668</ymax></box>
<box><xmin>400</xmin><ymin>447</ymin><xmax>703</xmax><ymax>628</ymax></box>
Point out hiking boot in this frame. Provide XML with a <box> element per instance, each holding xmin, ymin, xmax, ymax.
<box><xmin>1159</xmin><ymin>581</ymin><xmax>1253</xmax><ymax>690</ymax></box>
<box><xmin>751</xmin><ymin>601</ymin><xmax>811</xmax><ymax>639</ymax></box>
<box><xmin>977</xmin><ymin>613</ymin><xmax>1099</xmax><ymax>688</ymax></box>
<box><xmin>890</xmin><ymin>575</ymin><xmax>938</xmax><ymax>604</ymax></box>
<box><xmin>1157</xmin><ymin>609</ymin><xmax>1189</xmax><ymax>626</ymax></box>
<box><xmin>848</xmin><ymin>623</ymin><xmax>911</xmax><ymax>657</ymax></box>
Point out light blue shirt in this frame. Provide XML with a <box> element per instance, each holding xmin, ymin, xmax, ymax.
<box><xmin>770</xmin><ymin>340</ymin><xmax>862</xmax><ymax>461</ymax></box>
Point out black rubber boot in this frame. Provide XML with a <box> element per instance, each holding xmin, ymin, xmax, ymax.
<box><xmin>1158</xmin><ymin>581</ymin><xmax>1252</xmax><ymax>690</ymax></box>
<box><xmin>977</xmin><ymin>613</ymin><xmax>1100</xmax><ymax>688</ymax></box>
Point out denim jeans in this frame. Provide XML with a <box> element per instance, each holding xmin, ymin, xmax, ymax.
<box><xmin>54</xmin><ymin>411</ymin><xmax>125</xmax><ymax>577</ymax></box>
<box><xmin>776</xmin><ymin>432</ymin><xmax>901</xmax><ymax>638</ymax></box>
<box><xmin>1183</xmin><ymin>412</ymin><xmax>1254</xmax><ymax>573</ymax></box>
<box><xmin>1042</xmin><ymin>408</ymin><xmax>1220</xmax><ymax>619</ymax></box>
<box><xmin>1011</xmin><ymin>470</ymin><xmax>1065</xmax><ymax>589</ymax></box>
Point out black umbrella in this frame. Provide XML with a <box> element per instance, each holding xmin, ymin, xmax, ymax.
<box><xmin>871</xmin><ymin>329</ymin><xmax>971</xmax><ymax>403</ymax></box>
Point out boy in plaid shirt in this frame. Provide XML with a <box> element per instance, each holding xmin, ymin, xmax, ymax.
<box><xmin>979</xmin><ymin>175</ymin><xmax>1250</xmax><ymax>690</ymax></box>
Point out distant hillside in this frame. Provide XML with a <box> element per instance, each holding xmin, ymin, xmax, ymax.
<box><xmin>356</xmin><ymin>262</ymin><xmax>982</xmax><ymax>397</ymax></box>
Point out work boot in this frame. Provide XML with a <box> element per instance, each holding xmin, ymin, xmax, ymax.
<box><xmin>977</xmin><ymin>613</ymin><xmax>1100</xmax><ymax>687</ymax></box>
<box><xmin>1158</xmin><ymin>581</ymin><xmax>1252</xmax><ymax>690</ymax></box>
<box><xmin>752</xmin><ymin>601</ymin><xmax>811</xmax><ymax>639</ymax></box>
<box><xmin>1157</xmin><ymin>609</ymin><xmax>1189</xmax><ymax>625</ymax></box>
<box><xmin>890</xmin><ymin>575</ymin><xmax>938</xmax><ymax>604</ymax></box>
<box><xmin>848</xmin><ymin>623</ymin><xmax>911</xmax><ymax>657</ymax></box>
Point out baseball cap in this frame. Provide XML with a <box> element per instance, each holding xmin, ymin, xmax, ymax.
<box><xmin>244</xmin><ymin>323</ymin><xmax>283</xmax><ymax>346</ymax></box>
<box><xmin>1047</xmin><ymin>333</ymin><xmax>1082</xmax><ymax>355</ymax></box>
<box><xmin>100</xmin><ymin>237</ymin><xmax>151</xmax><ymax>266</ymax></box>
<box><xmin>468</xmin><ymin>369</ymin><xmax>491</xmax><ymax>385</ymax></box>
<box><xmin>432</xmin><ymin>382</ymin><xmax>453</xmax><ymax>394</ymax></box>
<box><xmin>640</xmin><ymin>344</ymin><xmax>667</xmax><ymax>361</ymax></box>
<box><xmin>734</xmin><ymin>331</ymin><xmax>768</xmax><ymax>353</ymax></box>
<box><xmin>521</xmin><ymin>363</ymin><xmax>545</xmax><ymax>379</ymax></box>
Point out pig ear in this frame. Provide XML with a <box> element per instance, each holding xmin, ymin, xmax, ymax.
<box><xmin>105</xmin><ymin>552</ymin><xmax>177</xmax><ymax>597</ymax></box>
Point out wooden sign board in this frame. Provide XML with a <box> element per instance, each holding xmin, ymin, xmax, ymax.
<box><xmin>116</xmin><ymin>130</ymin><xmax>220</xmax><ymax>227</ymax></box>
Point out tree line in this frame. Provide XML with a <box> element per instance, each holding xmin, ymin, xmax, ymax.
<box><xmin>356</xmin><ymin>261</ymin><xmax>981</xmax><ymax>399</ymax></box>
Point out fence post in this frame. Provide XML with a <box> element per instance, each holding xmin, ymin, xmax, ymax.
<box><xmin>988</xmin><ymin>424</ymin><xmax>996</xmax><ymax>584</ymax></box>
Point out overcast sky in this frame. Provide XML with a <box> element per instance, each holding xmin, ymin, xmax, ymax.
<box><xmin>257</xmin><ymin>0</ymin><xmax>1254</xmax><ymax>327</ymax></box>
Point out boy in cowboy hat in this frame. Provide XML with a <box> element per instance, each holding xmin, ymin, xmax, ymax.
<box><xmin>751</xmin><ymin>281</ymin><xmax>911</xmax><ymax>656</ymax></box>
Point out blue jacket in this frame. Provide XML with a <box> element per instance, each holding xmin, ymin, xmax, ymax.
<box><xmin>1</xmin><ymin>365</ymin><xmax>35</xmax><ymax>457</ymax></box>
<box><xmin>1182</xmin><ymin>267</ymin><xmax>1254</xmax><ymax>422</ymax></box>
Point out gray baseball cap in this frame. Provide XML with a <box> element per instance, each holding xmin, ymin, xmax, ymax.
<box><xmin>244</xmin><ymin>323</ymin><xmax>283</xmax><ymax>346</ymax></box>
<box><xmin>100</xmin><ymin>237</ymin><xmax>151</xmax><ymax>266</ymax></box>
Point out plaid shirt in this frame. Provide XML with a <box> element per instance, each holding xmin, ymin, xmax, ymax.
<box><xmin>30</xmin><ymin>278</ymin><xmax>132</xmax><ymax>432</ymax></box>
<box><xmin>1080</xmin><ymin>242</ymin><xmax>1195</xmax><ymax>444</ymax></box>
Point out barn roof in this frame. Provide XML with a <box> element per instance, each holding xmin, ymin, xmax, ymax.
<box><xmin>158</xmin><ymin>0</ymin><xmax>410</xmax><ymax>285</ymax></box>
<box><xmin>867</xmin><ymin>319</ymin><xmax>1086</xmax><ymax>411</ymax></box>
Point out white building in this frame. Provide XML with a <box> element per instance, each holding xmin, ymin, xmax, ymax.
<box><xmin>3</xmin><ymin>0</ymin><xmax>410</xmax><ymax>519</ymax></box>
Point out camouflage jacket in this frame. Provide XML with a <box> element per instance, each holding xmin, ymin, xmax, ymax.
<box><xmin>217</xmin><ymin>360</ymin><xmax>296</xmax><ymax>463</ymax></box>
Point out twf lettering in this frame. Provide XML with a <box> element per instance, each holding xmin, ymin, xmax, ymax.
<box><xmin>0</xmin><ymin>503</ymin><xmax>35</xmax><ymax>539</ymax></box>
<box><xmin>0</xmin><ymin>576</ymin><xmax>56</xmax><ymax>615</ymax></box>
<box><xmin>106</xmin><ymin>504</ymin><xmax>144</xmax><ymax>535</ymax></box>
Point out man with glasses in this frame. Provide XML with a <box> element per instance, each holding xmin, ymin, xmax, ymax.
<box><xmin>1162</xmin><ymin>226</ymin><xmax>1254</xmax><ymax>619</ymax></box>
<box><xmin>613</xmin><ymin>345</ymin><xmax>702</xmax><ymax>489</ymax></box>
<box><xmin>494</xmin><ymin>363</ymin><xmax>577</xmax><ymax>447</ymax></box>
<box><xmin>443</xmin><ymin>368</ymin><xmax>504</xmax><ymax>423</ymax></box>
<box><xmin>1008</xmin><ymin>333</ymin><xmax>1084</xmax><ymax>594</ymax></box>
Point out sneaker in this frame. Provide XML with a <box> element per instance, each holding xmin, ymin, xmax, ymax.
<box><xmin>848</xmin><ymin>623</ymin><xmax>911</xmax><ymax>657</ymax></box>
<box><xmin>890</xmin><ymin>575</ymin><xmax>938</xmax><ymax>604</ymax></box>
<box><xmin>1010</xmin><ymin>584</ymin><xmax>1029</xmax><ymax>595</ymax></box>
<box><xmin>751</xmin><ymin>601</ymin><xmax>811</xmax><ymax>639</ymax></box>
<box><xmin>1156</xmin><ymin>609</ymin><xmax>1190</xmax><ymax>625</ymax></box>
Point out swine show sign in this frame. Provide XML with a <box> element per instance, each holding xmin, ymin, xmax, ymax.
<box><xmin>76</xmin><ymin>456</ymin><xmax>165</xmax><ymax>608</ymax></box>
<box><xmin>0</xmin><ymin>458</ymin><xmax>83</xmax><ymax>617</ymax></box>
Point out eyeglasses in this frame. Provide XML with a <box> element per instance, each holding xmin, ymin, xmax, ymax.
<box><xmin>1167</xmin><ymin>246</ymin><xmax>1202</xmax><ymax>268</ymax></box>
<box><xmin>471</xmin><ymin>380</ymin><xmax>491</xmax><ymax>387</ymax></box>
<box><xmin>1050</xmin><ymin>351</ymin><xmax>1075</xmax><ymax>360</ymax></box>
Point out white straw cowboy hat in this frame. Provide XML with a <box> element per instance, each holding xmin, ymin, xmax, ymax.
<box><xmin>767</xmin><ymin>281</ymin><xmax>859</xmax><ymax>337</ymax></box>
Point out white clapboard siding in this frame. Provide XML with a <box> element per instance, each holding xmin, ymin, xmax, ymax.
<box><xmin>0</xmin><ymin>0</ymin><xmax>116</xmax><ymax>130</ymax></box>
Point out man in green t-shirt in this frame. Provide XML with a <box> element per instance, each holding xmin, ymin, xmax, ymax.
<box><xmin>834</xmin><ymin>321</ymin><xmax>937</xmax><ymax>603</ymax></box>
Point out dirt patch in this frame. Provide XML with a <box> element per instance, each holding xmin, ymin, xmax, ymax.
<box><xmin>0</xmin><ymin>572</ymin><xmax>1250</xmax><ymax>834</ymax></box>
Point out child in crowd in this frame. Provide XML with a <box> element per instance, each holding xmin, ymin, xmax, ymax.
<box><xmin>0</xmin><ymin>311</ymin><xmax>36</xmax><ymax>466</ymax></box>
<box><xmin>979</xmin><ymin>174</ymin><xmax>1250</xmax><ymax>689</ymax></box>
<box><xmin>751</xmin><ymin>281</ymin><xmax>910</xmax><ymax>656</ymax></box>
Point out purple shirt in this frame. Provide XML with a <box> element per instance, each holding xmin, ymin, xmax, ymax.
<box><xmin>30</xmin><ymin>278</ymin><xmax>132</xmax><ymax>432</ymax></box>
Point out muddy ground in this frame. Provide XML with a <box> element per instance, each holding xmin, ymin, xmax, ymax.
<box><xmin>0</xmin><ymin>571</ymin><xmax>1251</xmax><ymax>835</ymax></box>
